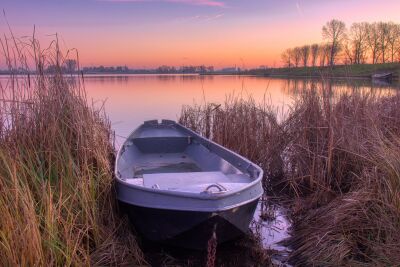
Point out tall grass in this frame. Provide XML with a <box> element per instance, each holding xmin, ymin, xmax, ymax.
<box><xmin>0</xmin><ymin>32</ymin><xmax>145</xmax><ymax>265</ymax></box>
<box><xmin>180</xmin><ymin>96</ymin><xmax>285</xmax><ymax>194</ymax></box>
<box><xmin>180</xmin><ymin>85</ymin><xmax>400</xmax><ymax>266</ymax></box>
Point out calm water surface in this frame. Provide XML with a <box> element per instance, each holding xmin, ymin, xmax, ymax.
<box><xmin>84</xmin><ymin>74</ymin><xmax>291</xmax><ymax>146</ymax></box>
<box><xmin>84</xmin><ymin>74</ymin><xmax>399</xmax><ymax>147</ymax></box>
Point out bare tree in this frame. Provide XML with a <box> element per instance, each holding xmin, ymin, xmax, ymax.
<box><xmin>281</xmin><ymin>48</ymin><xmax>293</xmax><ymax>68</ymax></box>
<box><xmin>280</xmin><ymin>20</ymin><xmax>400</xmax><ymax>67</ymax></box>
<box><xmin>377</xmin><ymin>22</ymin><xmax>390</xmax><ymax>63</ymax></box>
<box><xmin>64</xmin><ymin>59</ymin><xmax>77</xmax><ymax>73</ymax></box>
<box><xmin>293</xmin><ymin>47</ymin><xmax>301</xmax><ymax>67</ymax></box>
<box><xmin>396</xmin><ymin>29</ymin><xmax>400</xmax><ymax>62</ymax></box>
<box><xmin>300</xmin><ymin>45</ymin><xmax>311</xmax><ymax>67</ymax></box>
<box><xmin>343</xmin><ymin>40</ymin><xmax>354</xmax><ymax>65</ymax></box>
<box><xmin>346</xmin><ymin>22</ymin><xmax>369</xmax><ymax>64</ymax></box>
<box><xmin>310</xmin><ymin>44</ymin><xmax>319</xmax><ymax>67</ymax></box>
<box><xmin>325</xmin><ymin>44</ymin><xmax>332</xmax><ymax>66</ymax></box>
<box><xmin>367</xmin><ymin>22</ymin><xmax>381</xmax><ymax>64</ymax></box>
<box><xmin>319</xmin><ymin>44</ymin><xmax>330</xmax><ymax>67</ymax></box>
<box><xmin>387</xmin><ymin>22</ymin><xmax>400</xmax><ymax>62</ymax></box>
<box><xmin>322</xmin><ymin>19</ymin><xmax>347</xmax><ymax>66</ymax></box>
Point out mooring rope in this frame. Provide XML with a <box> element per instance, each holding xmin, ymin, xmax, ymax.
<box><xmin>206</xmin><ymin>223</ymin><xmax>218</xmax><ymax>267</ymax></box>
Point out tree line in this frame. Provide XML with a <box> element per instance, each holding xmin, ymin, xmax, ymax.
<box><xmin>79</xmin><ymin>65</ymin><xmax>215</xmax><ymax>74</ymax></box>
<box><xmin>281</xmin><ymin>19</ymin><xmax>400</xmax><ymax>68</ymax></box>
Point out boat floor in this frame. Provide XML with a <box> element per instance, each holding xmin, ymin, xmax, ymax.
<box><xmin>125</xmin><ymin>152</ymin><xmax>253</xmax><ymax>194</ymax></box>
<box><xmin>133</xmin><ymin>153</ymin><xmax>202</xmax><ymax>177</ymax></box>
<box><xmin>126</xmin><ymin>171</ymin><xmax>252</xmax><ymax>193</ymax></box>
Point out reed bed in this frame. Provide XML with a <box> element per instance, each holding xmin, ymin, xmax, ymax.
<box><xmin>0</xmin><ymin>34</ymin><xmax>145</xmax><ymax>265</ymax></box>
<box><xmin>180</xmin><ymin>96</ymin><xmax>286</xmax><ymax>194</ymax></box>
<box><xmin>179</xmin><ymin>86</ymin><xmax>400</xmax><ymax>266</ymax></box>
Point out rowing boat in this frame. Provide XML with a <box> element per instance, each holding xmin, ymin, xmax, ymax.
<box><xmin>115</xmin><ymin>120</ymin><xmax>264</xmax><ymax>249</ymax></box>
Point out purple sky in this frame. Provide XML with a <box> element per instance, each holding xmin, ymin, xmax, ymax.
<box><xmin>1</xmin><ymin>0</ymin><xmax>400</xmax><ymax>67</ymax></box>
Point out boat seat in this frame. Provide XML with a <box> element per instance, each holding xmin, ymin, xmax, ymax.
<box><xmin>125</xmin><ymin>178</ymin><xmax>144</xmax><ymax>186</ymax></box>
<box><xmin>139</xmin><ymin>171</ymin><xmax>252</xmax><ymax>193</ymax></box>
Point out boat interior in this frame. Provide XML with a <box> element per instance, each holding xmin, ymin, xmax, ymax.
<box><xmin>117</xmin><ymin>121</ymin><xmax>259</xmax><ymax>194</ymax></box>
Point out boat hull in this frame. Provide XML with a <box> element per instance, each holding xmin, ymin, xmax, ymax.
<box><xmin>120</xmin><ymin>199</ymin><xmax>259</xmax><ymax>249</ymax></box>
<box><xmin>372</xmin><ymin>73</ymin><xmax>393</xmax><ymax>80</ymax></box>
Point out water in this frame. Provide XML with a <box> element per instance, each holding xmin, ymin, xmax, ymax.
<box><xmin>252</xmin><ymin>201</ymin><xmax>292</xmax><ymax>264</ymax></box>
<box><xmin>83</xmin><ymin>74</ymin><xmax>399</xmax><ymax>147</ymax></box>
<box><xmin>83</xmin><ymin>74</ymin><xmax>290</xmax><ymax>146</ymax></box>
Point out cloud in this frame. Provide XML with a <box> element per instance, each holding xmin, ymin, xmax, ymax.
<box><xmin>174</xmin><ymin>13</ymin><xmax>224</xmax><ymax>22</ymax></box>
<box><xmin>167</xmin><ymin>0</ymin><xmax>225</xmax><ymax>7</ymax></box>
<box><xmin>98</xmin><ymin>0</ymin><xmax>225</xmax><ymax>7</ymax></box>
<box><xmin>296</xmin><ymin>1</ymin><xmax>304</xmax><ymax>17</ymax></box>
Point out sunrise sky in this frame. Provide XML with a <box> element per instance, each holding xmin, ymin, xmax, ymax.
<box><xmin>1</xmin><ymin>0</ymin><xmax>400</xmax><ymax>68</ymax></box>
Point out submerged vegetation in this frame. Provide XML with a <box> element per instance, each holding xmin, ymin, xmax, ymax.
<box><xmin>0</xmin><ymin>34</ymin><xmax>146</xmax><ymax>265</ymax></box>
<box><xmin>180</xmin><ymin>85</ymin><xmax>400</xmax><ymax>266</ymax></box>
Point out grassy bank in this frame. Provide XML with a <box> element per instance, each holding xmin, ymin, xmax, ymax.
<box><xmin>180</xmin><ymin>87</ymin><xmax>400</xmax><ymax>266</ymax></box>
<box><xmin>244</xmin><ymin>63</ymin><xmax>400</xmax><ymax>79</ymax></box>
<box><xmin>0</xmin><ymin>35</ymin><xmax>146</xmax><ymax>265</ymax></box>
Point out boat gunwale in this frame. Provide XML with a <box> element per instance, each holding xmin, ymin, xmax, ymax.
<box><xmin>116</xmin><ymin>189</ymin><xmax>262</xmax><ymax>212</ymax></box>
<box><xmin>114</xmin><ymin>120</ymin><xmax>264</xmax><ymax>201</ymax></box>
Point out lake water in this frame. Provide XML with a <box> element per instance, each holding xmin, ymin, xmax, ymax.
<box><xmin>83</xmin><ymin>74</ymin><xmax>399</xmax><ymax>147</ymax></box>
<box><xmin>83</xmin><ymin>74</ymin><xmax>292</xmax><ymax>146</ymax></box>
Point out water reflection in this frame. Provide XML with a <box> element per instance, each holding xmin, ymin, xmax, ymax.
<box><xmin>1</xmin><ymin>74</ymin><xmax>398</xmax><ymax>146</ymax></box>
<box><xmin>80</xmin><ymin>75</ymin><xmax>399</xmax><ymax>146</ymax></box>
<box><xmin>252</xmin><ymin>200</ymin><xmax>291</xmax><ymax>265</ymax></box>
<box><xmin>84</xmin><ymin>73</ymin><xmax>215</xmax><ymax>83</ymax></box>
<box><xmin>83</xmin><ymin>75</ymin><xmax>293</xmax><ymax>145</ymax></box>
<box><xmin>283</xmin><ymin>78</ymin><xmax>398</xmax><ymax>97</ymax></box>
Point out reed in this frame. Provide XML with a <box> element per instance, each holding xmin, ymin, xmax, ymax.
<box><xmin>180</xmin><ymin>95</ymin><xmax>286</xmax><ymax>194</ymax></box>
<box><xmin>180</xmin><ymin>84</ymin><xmax>400</xmax><ymax>266</ymax></box>
<box><xmin>0</xmin><ymin>32</ymin><xmax>146</xmax><ymax>265</ymax></box>
<box><xmin>282</xmin><ymin>90</ymin><xmax>400</xmax><ymax>266</ymax></box>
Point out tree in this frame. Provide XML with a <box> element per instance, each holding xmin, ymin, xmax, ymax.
<box><xmin>347</xmin><ymin>22</ymin><xmax>369</xmax><ymax>64</ymax></box>
<box><xmin>64</xmin><ymin>59</ymin><xmax>77</xmax><ymax>73</ymax></box>
<box><xmin>293</xmin><ymin>47</ymin><xmax>301</xmax><ymax>67</ymax></box>
<box><xmin>387</xmin><ymin>22</ymin><xmax>400</xmax><ymax>62</ymax></box>
<box><xmin>343</xmin><ymin>41</ymin><xmax>354</xmax><ymax>65</ymax></box>
<box><xmin>319</xmin><ymin>44</ymin><xmax>332</xmax><ymax>67</ymax></box>
<box><xmin>281</xmin><ymin>48</ymin><xmax>293</xmax><ymax>68</ymax></box>
<box><xmin>367</xmin><ymin>22</ymin><xmax>381</xmax><ymax>64</ymax></box>
<box><xmin>377</xmin><ymin>22</ymin><xmax>391</xmax><ymax>63</ymax></box>
<box><xmin>300</xmin><ymin>45</ymin><xmax>311</xmax><ymax>67</ymax></box>
<box><xmin>310</xmin><ymin>44</ymin><xmax>319</xmax><ymax>67</ymax></box>
<box><xmin>322</xmin><ymin>19</ymin><xmax>347</xmax><ymax>66</ymax></box>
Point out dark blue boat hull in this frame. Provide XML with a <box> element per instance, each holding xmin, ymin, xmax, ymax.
<box><xmin>120</xmin><ymin>199</ymin><xmax>259</xmax><ymax>249</ymax></box>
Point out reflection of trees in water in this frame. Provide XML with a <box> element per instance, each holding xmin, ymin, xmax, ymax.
<box><xmin>179</xmin><ymin>74</ymin><xmax>214</xmax><ymax>83</ymax></box>
<box><xmin>82</xmin><ymin>74</ymin><xmax>215</xmax><ymax>84</ymax></box>
<box><xmin>283</xmin><ymin>78</ymin><xmax>399</xmax><ymax>98</ymax></box>
<box><xmin>84</xmin><ymin>75</ymin><xmax>130</xmax><ymax>84</ymax></box>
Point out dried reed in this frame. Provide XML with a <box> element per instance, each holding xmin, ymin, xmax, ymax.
<box><xmin>180</xmin><ymin>82</ymin><xmax>400</xmax><ymax>266</ymax></box>
<box><xmin>0</xmin><ymin>30</ymin><xmax>146</xmax><ymax>266</ymax></box>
